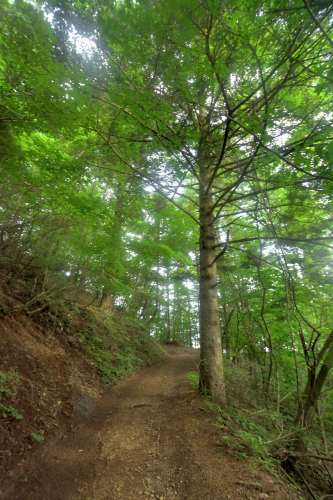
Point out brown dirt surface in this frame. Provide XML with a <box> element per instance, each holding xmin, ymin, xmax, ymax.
<box><xmin>0</xmin><ymin>312</ymin><xmax>102</xmax><ymax>483</ymax></box>
<box><xmin>2</xmin><ymin>345</ymin><xmax>297</xmax><ymax>500</ymax></box>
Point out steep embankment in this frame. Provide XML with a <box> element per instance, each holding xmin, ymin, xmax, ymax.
<box><xmin>4</xmin><ymin>346</ymin><xmax>296</xmax><ymax>500</ymax></box>
<box><xmin>0</xmin><ymin>312</ymin><xmax>102</xmax><ymax>480</ymax></box>
<box><xmin>0</xmin><ymin>276</ymin><xmax>162</xmax><ymax>488</ymax></box>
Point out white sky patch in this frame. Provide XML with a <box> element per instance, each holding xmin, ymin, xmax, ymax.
<box><xmin>262</xmin><ymin>242</ymin><xmax>278</xmax><ymax>257</ymax></box>
<box><xmin>174</xmin><ymin>110</ymin><xmax>187</xmax><ymax>122</ymax></box>
<box><xmin>41</xmin><ymin>5</ymin><xmax>98</xmax><ymax>60</ymax></box>
<box><xmin>288</xmin><ymin>262</ymin><xmax>303</xmax><ymax>278</ymax></box>
<box><xmin>271</xmin><ymin>165</ymin><xmax>283</xmax><ymax>174</ymax></box>
<box><xmin>188</xmin><ymin>251</ymin><xmax>196</xmax><ymax>261</ymax></box>
<box><xmin>153</xmin><ymin>78</ymin><xmax>169</xmax><ymax>96</ymax></box>
<box><xmin>316</xmin><ymin>111</ymin><xmax>333</xmax><ymax>121</ymax></box>
<box><xmin>183</xmin><ymin>278</ymin><xmax>195</xmax><ymax>290</ymax></box>
<box><xmin>68</xmin><ymin>27</ymin><xmax>98</xmax><ymax>58</ymax></box>
<box><xmin>127</xmin><ymin>232</ymin><xmax>143</xmax><ymax>240</ymax></box>
<box><xmin>144</xmin><ymin>184</ymin><xmax>156</xmax><ymax>194</ymax></box>
<box><xmin>268</xmin><ymin>119</ymin><xmax>299</xmax><ymax>147</ymax></box>
<box><xmin>174</xmin><ymin>51</ymin><xmax>184</xmax><ymax>63</ymax></box>
<box><xmin>143</xmin><ymin>210</ymin><xmax>155</xmax><ymax>224</ymax></box>
<box><xmin>127</xmin><ymin>250</ymin><xmax>138</xmax><ymax>258</ymax></box>
<box><xmin>114</xmin><ymin>296</ymin><xmax>126</xmax><ymax>307</ymax></box>
<box><xmin>273</xmin><ymin>130</ymin><xmax>290</xmax><ymax>147</ymax></box>
<box><xmin>101</xmin><ymin>186</ymin><xmax>114</xmax><ymax>201</ymax></box>
<box><xmin>152</xmin><ymin>266</ymin><xmax>168</xmax><ymax>277</ymax></box>
<box><xmin>217</xmin><ymin>228</ymin><xmax>228</xmax><ymax>242</ymax></box>
<box><xmin>243</xmin><ymin>276</ymin><xmax>257</xmax><ymax>291</ymax></box>
<box><xmin>230</xmin><ymin>73</ymin><xmax>238</xmax><ymax>87</ymax></box>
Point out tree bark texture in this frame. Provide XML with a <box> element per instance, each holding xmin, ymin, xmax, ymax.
<box><xmin>296</xmin><ymin>333</ymin><xmax>333</xmax><ymax>429</ymax></box>
<box><xmin>198</xmin><ymin>135</ymin><xmax>226</xmax><ymax>404</ymax></box>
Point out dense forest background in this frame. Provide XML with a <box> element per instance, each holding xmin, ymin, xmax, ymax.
<box><xmin>1</xmin><ymin>0</ymin><xmax>333</xmax><ymax>494</ymax></box>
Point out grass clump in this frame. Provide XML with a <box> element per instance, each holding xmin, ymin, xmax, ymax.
<box><xmin>31</xmin><ymin>431</ymin><xmax>45</xmax><ymax>444</ymax></box>
<box><xmin>186</xmin><ymin>370</ymin><xmax>199</xmax><ymax>389</ymax></box>
<box><xmin>0</xmin><ymin>370</ymin><xmax>23</xmax><ymax>420</ymax></box>
<box><xmin>0</xmin><ymin>370</ymin><xmax>20</xmax><ymax>398</ymax></box>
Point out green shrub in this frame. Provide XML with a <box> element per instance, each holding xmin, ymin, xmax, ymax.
<box><xmin>31</xmin><ymin>431</ymin><xmax>45</xmax><ymax>444</ymax></box>
<box><xmin>0</xmin><ymin>370</ymin><xmax>20</xmax><ymax>398</ymax></box>
<box><xmin>0</xmin><ymin>402</ymin><xmax>23</xmax><ymax>420</ymax></box>
<box><xmin>238</xmin><ymin>430</ymin><xmax>268</xmax><ymax>458</ymax></box>
<box><xmin>186</xmin><ymin>370</ymin><xmax>199</xmax><ymax>388</ymax></box>
<box><xmin>0</xmin><ymin>370</ymin><xmax>23</xmax><ymax>420</ymax></box>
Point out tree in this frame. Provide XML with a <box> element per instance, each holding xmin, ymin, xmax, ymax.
<box><xmin>81</xmin><ymin>0</ymin><xmax>333</xmax><ymax>403</ymax></box>
<box><xmin>2</xmin><ymin>0</ymin><xmax>333</xmax><ymax>420</ymax></box>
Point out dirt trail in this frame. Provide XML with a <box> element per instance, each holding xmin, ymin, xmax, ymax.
<box><xmin>4</xmin><ymin>346</ymin><xmax>294</xmax><ymax>500</ymax></box>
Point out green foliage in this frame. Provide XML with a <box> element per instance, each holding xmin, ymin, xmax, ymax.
<box><xmin>79</xmin><ymin>315</ymin><xmax>163</xmax><ymax>384</ymax></box>
<box><xmin>0</xmin><ymin>403</ymin><xmax>23</xmax><ymax>421</ymax></box>
<box><xmin>186</xmin><ymin>371</ymin><xmax>199</xmax><ymax>389</ymax></box>
<box><xmin>238</xmin><ymin>430</ymin><xmax>267</xmax><ymax>458</ymax></box>
<box><xmin>207</xmin><ymin>399</ymin><xmax>280</xmax><ymax>466</ymax></box>
<box><xmin>1</xmin><ymin>5</ymin><xmax>333</xmax><ymax>492</ymax></box>
<box><xmin>30</xmin><ymin>431</ymin><xmax>45</xmax><ymax>444</ymax></box>
<box><xmin>82</xmin><ymin>333</ymin><xmax>141</xmax><ymax>383</ymax></box>
<box><xmin>0</xmin><ymin>370</ymin><xmax>23</xmax><ymax>420</ymax></box>
<box><xmin>0</xmin><ymin>370</ymin><xmax>19</xmax><ymax>398</ymax></box>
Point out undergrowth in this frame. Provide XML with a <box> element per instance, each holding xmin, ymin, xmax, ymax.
<box><xmin>186</xmin><ymin>362</ymin><xmax>333</xmax><ymax>497</ymax></box>
<box><xmin>78</xmin><ymin>311</ymin><xmax>164</xmax><ymax>384</ymax></box>
<box><xmin>186</xmin><ymin>370</ymin><xmax>199</xmax><ymax>389</ymax></box>
<box><xmin>185</xmin><ymin>368</ymin><xmax>281</xmax><ymax>468</ymax></box>
<box><xmin>0</xmin><ymin>262</ymin><xmax>164</xmax><ymax>387</ymax></box>
<box><xmin>0</xmin><ymin>370</ymin><xmax>23</xmax><ymax>420</ymax></box>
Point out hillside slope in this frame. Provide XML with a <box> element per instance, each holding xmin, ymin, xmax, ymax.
<box><xmin>0</xmin><ymin>274</ymin><xmax>163</xmax><ymax>485</ymax></box>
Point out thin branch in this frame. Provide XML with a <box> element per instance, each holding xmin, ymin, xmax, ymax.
<box><xmin>303</xmin><ymin>0</ymin><xmax>333</xmax><ymax>51</ymax></box>
<box><xmin>108</xmin><ymin>144</ymin><xmax>200</xmax><ymax>225</ymax></box>
<box><xmin>218</xmin><ymin>235</ymin><xmax>333</xmax><ymax>248</ymax></box>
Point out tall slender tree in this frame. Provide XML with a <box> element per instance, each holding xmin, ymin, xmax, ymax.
<box><xmin>88</xmin><ymin>0</ymin><xmax>333</xmax><ymax>402</ymax></box>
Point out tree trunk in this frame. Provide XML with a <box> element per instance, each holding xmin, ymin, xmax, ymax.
<box><xmin>166</xmin><ymin>267</ymin><xmax>172</xmax><ymax>342</ymax></box>
<box><xmin>295</xmin><ymin>334</ymin><xmax>333</xmax><ymax>429</ymax></box>
<box><xmin>198</xmin><ymin>137</ymin><xmax>226</xmax><ymax>404</ymax></box>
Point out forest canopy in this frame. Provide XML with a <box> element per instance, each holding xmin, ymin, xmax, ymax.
<box><xmin>1</xmin><ymin>0</ymin><xmax>333</xmax><ymax>462</ymax></box>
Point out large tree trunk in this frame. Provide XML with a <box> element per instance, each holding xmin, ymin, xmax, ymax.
<box><xmin>198</xmin><ymin>138</ymin><xmax>226</xmax><ymax>404</ymax></box>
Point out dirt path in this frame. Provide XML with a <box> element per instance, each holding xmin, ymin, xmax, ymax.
<box><xmin>4</xmin><ymin>346</ymin><xmax>294</xmax><ymax>500</ymax></box>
